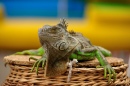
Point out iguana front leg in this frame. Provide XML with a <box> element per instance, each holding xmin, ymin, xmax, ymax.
<box><xmin>14</xmin><ymin>47</ymin><xmax>44</xmax><ymax>56</ymax></box>
<box><xmin>72</xmin><ymin>46</ymin><xmax>116</xmax><ymax>83</ymax></box>
<box><xmin>95</xmin><ymin>50</ymin><xmax>116</xmax><ymax>82</ymax></box>
<box><xmin>15</xmin><ymin>47</ymin><xmax>46</xmax><ymax>75</ymax></box>
<box><xmin>30</xmin><ymin>54</ymin><xmax>46</xmax><ymax>75</ymax></box>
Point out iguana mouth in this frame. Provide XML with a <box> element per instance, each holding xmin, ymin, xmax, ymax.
<box><xmin>39</xmin><ymin>28</ymin><xmax>64</xmax><ymax>38</ymax></box>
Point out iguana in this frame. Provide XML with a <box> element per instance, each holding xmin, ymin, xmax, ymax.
<box><xmin>15</xmin><ymin>19</ymin><xmax>116</xmax><ymax>83</ymax></box>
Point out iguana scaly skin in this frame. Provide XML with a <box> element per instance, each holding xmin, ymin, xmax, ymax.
<box><xmin>15</xmin><ymin>19</ymin><xmax>116</xmax><ymax>83</ymax></box>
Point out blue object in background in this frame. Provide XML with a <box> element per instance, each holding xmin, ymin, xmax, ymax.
<box><xmin>3</xmin><ymin>0</ymin><xmax>58</xmax><ymax>17</ymax></box>
<box><xmin>3</xmin><ymin>0</ymin><xmax>85</xmax><ymax>18</ymax></box>
<box><xmin>68</xmin><ymin>0</ymin><xmax>85</xmax><ymax>18</ymax></box>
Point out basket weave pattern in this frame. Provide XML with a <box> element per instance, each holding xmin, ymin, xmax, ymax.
<box><xmin>2</xmin><ymin>55</ymin><xmax>130</xmax><ymax>86</ymax></box>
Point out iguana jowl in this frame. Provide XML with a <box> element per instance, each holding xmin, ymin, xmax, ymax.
<box><xmin>15</xmin><ymin>19</ymin><xmax>116</xmax><ymax>83</ymax></box>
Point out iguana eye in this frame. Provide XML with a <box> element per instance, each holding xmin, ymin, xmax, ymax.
<box><xmin>48</xmin><ymin>27</ymin><xmax>61</xmax><ymax>34</ymax></box>
<box><xmin>47</xmin><ymin>28</ymin><xmax>55</xmax><ymax>34</ymax></box>
<box><xmin>50</xmin><ymin>28</ymin><xmax>56</xmax><ymax>33</ymax></box>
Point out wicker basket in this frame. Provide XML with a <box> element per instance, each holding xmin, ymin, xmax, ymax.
<box><xmin>2</xmin><ymin>55</ymin><xmax>130</xmax><ymax>86</ymax></box>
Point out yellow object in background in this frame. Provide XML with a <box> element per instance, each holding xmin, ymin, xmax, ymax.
<box><xmin>0</xmin><ymin>3</ymin><xmax>130</xmax><ymax>50</ymax></box>
<box><xmin>85</xmin><ymin>3</ymin><xmax>130</xmax><ymax>50</ymax></box>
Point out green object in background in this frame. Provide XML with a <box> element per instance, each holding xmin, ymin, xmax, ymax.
<box><xmin>94</xmin><ymin>2</ymin><xmax>130</xmax><ymax>7</ymax></box>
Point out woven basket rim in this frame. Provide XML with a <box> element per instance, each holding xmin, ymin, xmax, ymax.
<box><xmin>2</xmin><ymin>55</ymin><xmax>129</xmax><ymax>86</ymax></box>
<box><xmin>4</xmin><ymin>55</ymin><xmax>124</xmax><ymax>67</ymax></box>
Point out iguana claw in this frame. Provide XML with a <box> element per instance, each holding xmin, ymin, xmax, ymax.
<box><xmin>104</xmin><ymin>64</ymin><xmax>116</xmax><ymax>83</ymax></box>
<box><xmin>96</xmin><ymin>64</ymin><xmax>116</xmax><ymax>83</ymax></box>
<box><xmin>29</xmin><ymin>57</ymin><xmax>46</xmax><ymax>75</ymax></box>
<box><xmin>97</xmin><ymin>64</ymin><xmax>116</xmax><ymax>83</ymax></box>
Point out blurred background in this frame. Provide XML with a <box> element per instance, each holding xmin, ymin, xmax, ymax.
<box><xmin>0</xmin><ymin>0</ymin><xmax>130</xmax><ymax>84</ymax></box>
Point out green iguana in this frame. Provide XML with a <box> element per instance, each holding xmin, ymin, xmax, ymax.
<box><xmin>15</xmin><ymin>19</ymin><xmax>116</xmax><ymax>83</ymax></box>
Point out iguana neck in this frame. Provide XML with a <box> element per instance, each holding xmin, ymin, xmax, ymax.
<box><xmin>43</xmin><ymin>41</ymin><xmax>69</xmax><ymax>77</ymax></box>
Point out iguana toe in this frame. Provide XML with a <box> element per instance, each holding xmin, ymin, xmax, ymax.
<box><xmin>29</xmin><ymin>57</ymin><xmax>38</xmax><ymax>61</ymax></box>
<box><xmin>30</xmin><ymin>57</ymin><xmax>46</xmax><ymax>75</ymax></box>
<box><xmin>104</xmin><ymin>64</ymin><xmax>116</xmax><ymax>83</ymax></box>
<box><xmin>97</xmin><ymin>64</ymin><xmax>116</xmax><ymax>83</ymax></box>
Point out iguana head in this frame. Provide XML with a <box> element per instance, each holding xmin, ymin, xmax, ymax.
<box><xmin>38</xmin><ymin>19</ymin><xmax>71</xmax><ymax>51</ymax></box>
